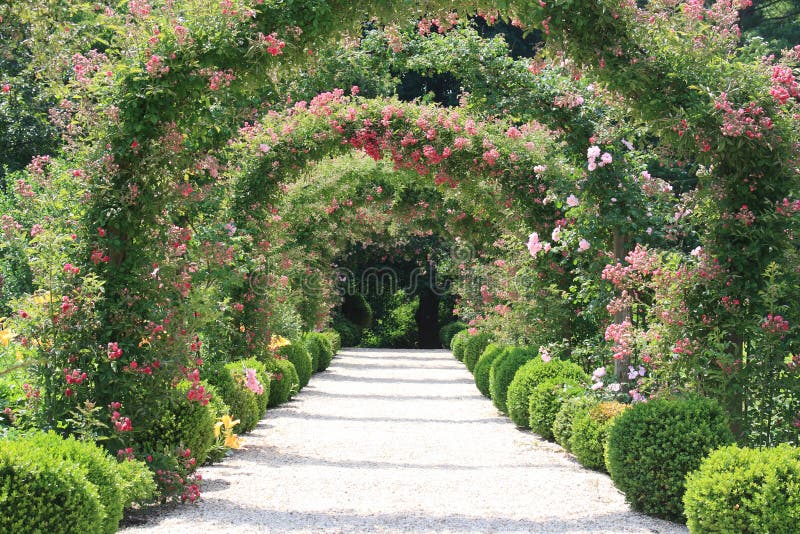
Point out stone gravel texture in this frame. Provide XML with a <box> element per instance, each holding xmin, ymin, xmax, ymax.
<box><xmin>120</xmin><ymin>348</ymin><xmax>689</xmax><ymax>534</ymax></box>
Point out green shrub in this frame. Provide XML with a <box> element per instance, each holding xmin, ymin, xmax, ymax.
<box><xmin>262</xmin><ymin>357</ymin><xmax>300</xmax><ymax>408</ymax></box>
<box><xmin>506</xmin><ymin>357</ymin><xmax>588</xmax><ymax>428</ymax></box>
<box><xmin>115</xmin><ymin>458</ymin><xmax>156</xmax><ymax>509</ymax></box>
<box><xmin>569</xmin><ymin>401</ymin><xmax>628</xmax><ymax>471</ymax></box>
<box><xmin>462</xmin><ymin>332</ymin><xmax>493</xmax><ymax>373</ymax></box>
<box><xmin>341</xmin><ymin>292</ymin><xmax>373</xmax><ymax>327</ymax></box>
<box><xmin>450</xmin><ymin>329</ymin><xmax>470</xmax><ymax>362</ymax></box>
<box><xmin>25</xmin><ymin>432</ymin><xmax>124</xmax><ymax>533</ymax></box>
<box><xmin>321</xmin><ymin>329</ymin><xmax>342</xmax><ymax>353</ymax></box>
<box><xmin>235</xmin><ymin>358</ymin><xmax>272</xmax><ymax>416</ymax></box>
<box><xmin>474</xmin><ymin>343</ymin><xmax>509</xmax><ymax>397</ymax></box>
<box><xmin>489</xmin><ymin>346</ymin><xmax>538</xmax><ymax>414</ymax></box>
<box><xmin>0</xmin><ymin>436</ymin><xmax>104</xmax><ymax>533</ymax></box>
<box><xmin>439</xmin><ymin>321</ymin><xmax>467</xmax><ymax>348</ymax></box>
<box><xmin>332</xmin><ymin>318</ymin><xmax>362</xmax><ymax>347</ymax></box>
<box><xmin>552</xmin><ymin>396</ymin><xmax>597</xmax><ymax>452</ymax></box>
<box><xmin>303</xmin><ymin>332</ymin><xmax>334</xmax><ymax>372</ymax></box>
<box><xmin>528</xmin><ymin>378</ymin><xmax>584</xmax><ymax>440</ymax></box>
<box><xmin>684</xmin><ymin>444</ymin><xmax>800</xmax><ymax>533</ymax></box>
<box><xmin>206</xmin><ymin>363</ymin><xmax>260</xmax><ymax>433</ymax></box>
<box><xmin>277</xmin><ymin>342</ymin><xmax>313</xmax><ymax>389</ymax></box>
<box><xmin>606</xmin><ymin>395</ymin><xmax>734</xmax><ymax>521</ymax></box>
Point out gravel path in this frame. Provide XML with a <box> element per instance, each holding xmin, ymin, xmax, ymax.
<box><xmin>121</xmin><ymin>348</ymin><xmax>688</xmax><ymax>534</ymax></box>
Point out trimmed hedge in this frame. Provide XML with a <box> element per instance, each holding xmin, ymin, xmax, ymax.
<box><xmin>462</xmin><ymin>332</ymin><xmax>493</xmax><ymax>373</ymax></box>
<box><xmin>489</xmin><ymin>346</ymin><xmax>537</xmax><ymax>414</ymax></box>
<box><xmin>321</xmin><ymin>329</ymin><xmax>342</xmax><ymax>353</ymax></box>
<box><xmin>277</xmin><ymin>342</ymin><xmax>313</xmax><ymax>389</ymax></box>
<box><xmin>450</xmin><ymin>329</ymin><xmax>470</xmax><ymax>362</ymax></box>
<box><xmin>474</xmin><ymin>343</ymin><xmax>509</xmax><ymax>397</ymax></box>
<box><xmin>606</xmin><ymin>395</ymin><xmax>734</xmax><ymax>521</ymax></box>
<box><xmin>263</xmin><ymin>357</ymin><xmax>300</xmax><ymax>408</ymax></box>
<box><xmin>115</xmin><ymin>457</ymin><xmax>157</xmax><ymax>508</ymax></box>
<box><xmin>684</xmin><ymin>444</ymin><xmax>800</xmax><ymax>533</ymax></box>
<box><xmin>0</xmin><ymin>435</ymin><xmax>105</xmax><ymax>533</ymax></box>
<box><xmin>552</xmin><ymin>396</ymin><xmax>597</xmax><ymax>452</ymax></box>
<box><xmin>439</xmin><ymin>321</ymin><xmax>467</xmax><ymax>348</ymax></box>
<box><xmin>303</xmin><ymin>332</ymin><xmax>334</xmax><ymax>372</ymax></box>
<box><xmin>237</xmin><ymin>358</ymin><xmax>272</xmax><ymax>416</ymax></box>
<box><xmin>569</xmin><ymin>401</ymin><xmax>627</xmax><ymax>471</ymax></box>
<box><xmin>528</xmin><ymin>378</ymin><xmax>584</xmax><ymax>440</ymax></box>
<box><xmin>506</xmin><ymin>358</ymin><xmax>587</xmax><ymax>428</ymax></box>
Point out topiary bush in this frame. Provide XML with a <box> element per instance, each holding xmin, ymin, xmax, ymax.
<box><xmin>25</xmin><ymin>432</ymin><xmax>125</xmax><ymax>534</ymax></box>
<box><xmin>303</xmin><ymin>332</ymin><xmax>334</xmax><ymax>372</ymax></box>
<box><xmin>606</xmin><ymin>395</ymin><xmax>735</xmax><ymax>521</ymax></box>
<box><xmin>683</xmin><ymin>444</ymin><xmax>800</xmax><ymax>533</ymax></box>
<box><xmin>115</xmin><ymin>457</ymin><xmax>156</xmax><ymax>509</ymax></box>
<box><xmin>569</xmin><ymin>401</ymin><xmax>628</xmax><ymax>471</ymax></box>
<box><xmin>321</xmin><ymin>329</ymin><xmax>341</xmax><ymax>353</ymax></box>
<box><xmin>552</xmin><ymin>396</ymin><xmax>597</xmax><ymax>452</ymax></box>
<box><xmin>439</xmin><ymin>321</ymin><xmax>467</xmax><ymax>348</ymax></box>
<box><xmin>206</xmin><ymin>363</ymin><xmax>261</xmax><ymax>434</ymax></box>
<box><xmin>341</xmin><ymin>292</ymin><xmax>373</xmax><ymax>328</ymax></box>
<box><xmin>489</xmin><ymin>346</ymin><xmax>538</xmax><ymax>414</ymax></box>
<box><xmin>0</xmin><ymin>435</ymin><xmax>104</xmax><ymax>533</ymax></box>
<box><xmin>332</xmin><ymin>318</ymin><xmax>362</xmax><ymax>347</ymax></box>
<box><xmin>506</xmin><ymin>357</ymin><xmax>587</xmax><ymax>428</ymax></box>
<box><xmin>462</xmin><ymin>332</ymin><xmax>493</xmax><ymax>373</ymax></box>
<box><xmin>450</xmin><ymin>329</ymin><xmax>470</xmax><ymax>362</ymax></box>
<box><xmin>528</xmin><ymin>378</ymin><xmax>584</xmax><ymax>440</ymax></box>
<box><xmin>277</xmin><ymin>342</ymin><xmax>313</xmax><ymax>389</ymax></box>
<box><xmin>474</xmin><ymin>343</ymin><xmax>509</xmax><ymax>398</ymax></box>
<box><xmin>262</xmin><ymin>357</ymin><xmax>300</xmax><ymax>408</ymax></box>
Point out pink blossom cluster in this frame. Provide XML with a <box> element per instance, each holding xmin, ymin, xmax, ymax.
<box><xmin>715</xmin><ymin>93</ymin><xmax>774</xmax><ymax>139</ymax></box>
<box><xmin>244</xmin><ymin>368</ymin><xmax>263</xmax><ymax>394</ymax></box>
<box><xmin>145</xmin><ymin>55</ymin><xmax>170</xmax><ymax>77</ymax></box>
<box><xmin>604</xmin><ymin>320</ymin><xmax>633</xmax><ymax>361</ymax></box>
<box><xmin>770</xmin><ymin>65</ymin><xmax>799</xmax><ymax>105</ymax></box>
<box><xmin>526</xmin><ymin>232</ymin><xmax>551</xmax><ymax>258</ymax></box>
<box><xmin>71</xmin><ymin>51</ymin><xmax>108</xmax><ymax>84</ymax></box>
<box><xmin>111</xmin><ymin>410</ymin><xmax>133</xmax><ymax>432</ymax></box>
<box><xmin>64</xmin><ymin>368</ymin><xmax>89</xmax><ymax>385</ymax></box>
<box><xmin>586</xmin><ymin>145</ymin><xmax>612</xmax><ymax>171</ymax></box>
<box><xmin>761</xmin><ymin>314</ymin><xmax>789</xmax><ymax>336</ymax></box>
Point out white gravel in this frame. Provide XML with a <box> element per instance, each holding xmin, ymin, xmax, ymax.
<box><xmin>120</xmin><ymin>348</ymin><xmax>688</xmax><ymax>534</ymax></box>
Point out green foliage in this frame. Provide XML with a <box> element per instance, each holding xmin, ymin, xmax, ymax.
<box><xmin>439</xmin><ymin>321</ymin><xmax>467</xmax><ymax>348</ymax></box>
<box><xmin>474</xmin><ymin>343</ymin><xmax>509</xmax><ymax>398</ymax></box>
<box><xmin>462</xmin><ymin>332</ymin><xmax>493</xmax><ymax>373</ymax></box>
<box><xmin>606</xmin><ymin>396</ymin><xmax>735</xmax><ymax>521</ymax></box>
<box><xmin>321</xmin><ymin>329</ymin><xmax>342</xmax><ymax>353</ymax></box>
<box><xmin>206</xmin><ymin>364</ymin><xmax>260</xmax><ymax>434</ymax></box>
<box><xmin>684</xmin><ymin>444</ymin><xmax>800</xmax><ymax>533</ymax></box>
<box><xmin>303</xmin><ymin>332</ymin><xmax>334</xmax><ymax>372</ymax></box>
<box><xmin>115</xmin><ymin>457</ymin><xmax>156</xmax><ymax>509</ymax></box>
<box><xmin>528</xmin><ymin>378</ymin><xmax>584</xmax><ymax>440</ymax></box>
<box><xmin>553</xmin><ymin>396</ymin><xmax>597</xmax><ymax>452</ymax></box>
<box><xmin>489</xmin><ymin>346</ymin><xmax>538</xmax><ymax>414</ymax></box>
<box><xmin>569</xmin><ymin>401</ymin><xmax>628</xmax><ymax>472</ymax></box>
<box><xmin>332</xmin><ymin>318</ymin><xmax>362</xmax><ymax>347</ymax></box>
<box><xmin>341</xmin><ymin>292</ymin><xmax>373</xmax><ymax>328</ymax></box>
<box><xmin>506</xmin><ymin>357</ymin><xmax>588</xmax><ymax>428</ymax></box>
<box><xmin>0</xmin><ymin>435</ymin><xmax>104</xmax><ymax>534</ymax></box>
<box><xmin>277</xmin><ymin>343</ymin><xmax>313</xmax><ymax>389</ymax></box>
<box><xmin>360</xmin><ymin>290</ymin><xmax>419</xmax><ymax>349</ymax></box>
<box><xmin>262</xmin><ymin>357</ymin><xmax>299</xmax><ymax>408</ymax></box>
<box><xmin>450</xmin><ymin>329</ymin><xmax>470</xmax><ymax>362</ymax></box>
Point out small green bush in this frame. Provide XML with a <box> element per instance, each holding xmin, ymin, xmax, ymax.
<box><xmin>321</xmin><ymin>329</ymin><xmax>341</xmax><ymax>353</ymax></box>
<box><xmin>304</xmin><ymin>332</ymin><xmax>334</xmax><ymax>372</ymax></box>
<box><xmin>606</xmin><ymin>395</ymin><xmax>734</xmax><ymax>521</ymax></box>
<box><xmin>341</xmin><ymin>292</ymin><xmax>373</xmax><ymax>327</ymax></box>
<box><xmin>236</xmin><ymin>358</ymin><xmax>272</xmax><ymax>417</ymax></box>
<box><xmin>462</xmin><ymin>332</ymin><xmax>493</xmax><ymax>373</ymax></box>
<box><xmin>569</xmin><ymin>401</ymin><xmax>627</xmax><ymax>471</ymax></box>
<box><xmin>528</xmin><ymin>378</ymin><xmax>584</xmax><ymax>440</ymax></box>
<box><xmin>115</xmin><ymin>457</ymin><xmax>156</xmax><ymax>509</ymax></box>
<box><xmin>263</xmin><ymin>357</ymin><xmax>300</xmax><ymax>408</ymax></box>
<box><xmin>206</xmin><ymin>363</ymin><xmax>261</xmax><ymax>433</ymax></box>
<box><xmin>439</xmin><ymin>321</ymin><xmax>467</xmax><ymax>348</ymax></box>
<box><xmin>0</xmin><ymin>436</ymin><xmax>104</xmax><ymax>533</ymax></box>
<box><xmin>552</xmin><ymin>396</ymin><xmax>597</xmax><ymax>452</ymax></box>
<box><xmin>506</xmin><ymin>357</ymin><xmax>587</xmax><ymax>428</ymax></box>
<box><xmin>332</xmin><ymin>318</ymin><xmax>362</xmax><ymax>347</ymax></box>
<box><xmin>277</xmin><ymin>342</ymin><xmax>313</xmax><ymax>389</ymax></box>
<box><xmin>684</xmin><ymin>444</ymin><xmax>800</xmax><ymax>533</ymax></box>
<box><xmin>26</xmin><ymin>432</ymin><xmax>124</xmax><ymax>533</ymax></box>
<box><xmin>474</xmin><ymin>343</ymin><xmax>509</xmax><ymax>397</ymax></box>
<box><xmin>450</xmin><ymin>329</ymin><xmax>470</xmax><ymax>362</ymax></box>
<box><xmin>489</xmin><ymin>346</ymin><xmax>537</xmax><ymax>414</ymax></box>
<box><xmin>145</xmin><ymin>385</ymin><xmax>217</xmax><ymax>466</ymax></box>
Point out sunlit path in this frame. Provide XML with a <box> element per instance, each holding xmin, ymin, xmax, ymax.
<box><xmin>120</xmin><ymin>349</ymin><xmax>687</xmax><ymax>534</ymax></box>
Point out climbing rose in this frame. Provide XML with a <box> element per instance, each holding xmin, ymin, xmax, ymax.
<box><xmin>566</xmin><ymin>194</ymin><xmax>579</xmax><ymax>207</ymax></box>
<box><xmin>578</xmin><ymin>239</ymin><xmax>591</xmax><ymax>251</ymax></box>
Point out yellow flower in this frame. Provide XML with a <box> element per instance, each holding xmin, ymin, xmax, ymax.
<box><xmin>214</xmin><ymin>414</ymin><xmax>240</xmax><ymax>438</ymax></box>
<box><xmin>224</xmin><ymin>434</ymin><xmax>242</xmax><ymax>449</ymax></box>
<box><xmin>32</xmin><ymin>291</ymin><xmax>52</xmax><ymax>306</ymax></box>
<box><xmin>268</xmin><ymin>334</ymin><xmax>291</xmax><ymax>351</ymax></box>
<box><xmin>0</xmin><ymin>329</ymin><xmax>13</xmax><ymax>347</ymax></box>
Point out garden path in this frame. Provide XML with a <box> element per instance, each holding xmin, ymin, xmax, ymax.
<box><xmin>120</xmin><ymin>348</ymin><xmax>687</xmax><ymax>534</ymax></box>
